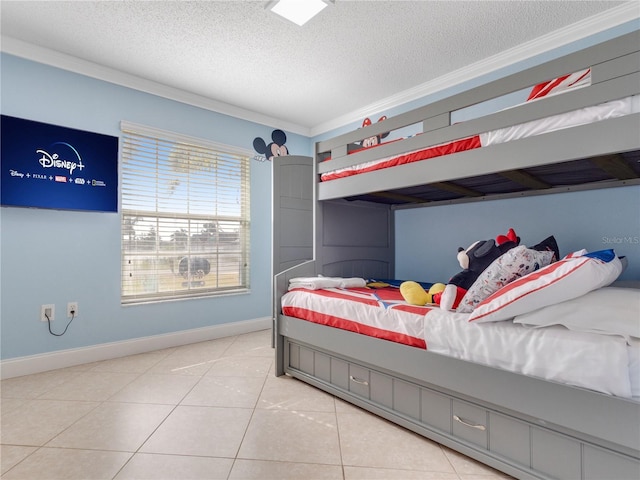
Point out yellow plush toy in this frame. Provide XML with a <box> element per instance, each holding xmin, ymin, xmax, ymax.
<box><xmin>400</xmin><ymin>281</ymin><xmax>446</xmax><ymax>306</ymax></box>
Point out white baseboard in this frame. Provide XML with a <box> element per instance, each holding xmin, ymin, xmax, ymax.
<box><xmin>0</xmin><ymin>317</ymin><xmax>272</xmax><ymax>379</ymax></box>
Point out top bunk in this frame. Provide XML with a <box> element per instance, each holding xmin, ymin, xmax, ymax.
<box><xmin>316</xmin><ymin>30</ymin><xmax>640</xmax><ymax>207</ymax></box>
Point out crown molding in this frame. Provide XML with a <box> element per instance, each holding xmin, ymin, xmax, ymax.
<box><xmin>0</xmin><ymin>36</ymin><xmax>311</xmax><ymax>136</ymax></box>
<box><xmin>310</xmin><ymin>1</ymin><xmax>640</xmax><ymax>137</ymax></box>
<box><xmin>2</xmin><ymin>2</ymin><xmax>637</xmax><ymax>139</ymax></box>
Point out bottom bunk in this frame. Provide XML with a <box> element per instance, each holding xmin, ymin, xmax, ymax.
<box><xmin>273</xmin><ymin>266</ymin><xmax>640</xmax><ymax>480</ymax></box>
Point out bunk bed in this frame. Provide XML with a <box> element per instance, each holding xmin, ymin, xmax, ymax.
<box><xmin>273</xmin><ymin>30</ymin><xmax>640</xmax><ymax>480</ymax></box>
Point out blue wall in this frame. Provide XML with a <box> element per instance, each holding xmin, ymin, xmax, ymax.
<box><xmin>395</xmin><ymin>186</ymin><xmax>640</xmax><ymax>284</ymax></box>
<box><xmin>0</xmin><ymin>53</ymin><xmax>311</xmax><ymax>360</ymax></box>
<box><xmin>2</xmin><ymin>20</ymin><xmax>638</xmax><ymax>361</ymax></box>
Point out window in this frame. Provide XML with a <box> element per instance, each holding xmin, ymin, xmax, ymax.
<box><xmin>120</xmin><ymin>121</ymin><xmax>251</xmax><ymax>304</ymax></box>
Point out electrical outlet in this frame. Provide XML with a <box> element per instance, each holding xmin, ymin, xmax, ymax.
<box><xmin>41</xmin><ymin>304</ymin><xmax>55</xmax><ymax>322</ymax></box>
<box><xmin>67</xmin><ymin>302</ymin><xmax>78</xmax><ymax>319</ymax></box>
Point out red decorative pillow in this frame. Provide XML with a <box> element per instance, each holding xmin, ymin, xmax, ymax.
<box><xmin>527</xmin><ymin>68</ymin><xmax>591</xmax><ymax>101</ymax></box>
<box><xmin>468</xmin><ymin>250</ymin><xmax>622</xmax><ymax>323</ymax></box>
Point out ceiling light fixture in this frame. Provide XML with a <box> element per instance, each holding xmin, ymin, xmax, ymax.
<box><xmin>267</xmin><ymin>0</ymin><xmax>329</xmax><ymax>26</ymax></box>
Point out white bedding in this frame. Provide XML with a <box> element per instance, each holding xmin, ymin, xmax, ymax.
<box><xmin>424</xmin><ymin>308</ymin><xmax>633</xmax><ymax>398</ymax></box>
<box><xmin>288</xmin><ymin>276</ymin><xmax>367</xmax><ymax>290</ymax></box>
<box><xmin>282</xmin><ymin>285</ymin><xmax>638</xmax><ymax>397</ymax></box>
<box><xmin>629</xmin><ymin>338</ymin><xmax>640</xmax><ymax>398</ymax></box>
<box><xmin>480</xmin><ymin>95</ymin><xmax>639</xmax><ymax>146</ymax></box>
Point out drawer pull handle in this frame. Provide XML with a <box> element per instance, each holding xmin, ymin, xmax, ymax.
<box><xmin>453</xmin><ymin>415</ymin><xmax>486</xmax><ymax>431</ymax></box>
<box><xmin>349</xmin><ymin>375</ymin><xmax>369</xmax><ymax>386</ymax></box>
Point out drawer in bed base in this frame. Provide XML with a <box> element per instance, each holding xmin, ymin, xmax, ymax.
<box><xmin>285</xmin><ymin>339</ymin><xmax>640</xmax><ymax>480</ymax></box>
<box><xmin>288</xmin><ymin>341</ymin><xmax>449</xmax><ymax>431</ymax></box>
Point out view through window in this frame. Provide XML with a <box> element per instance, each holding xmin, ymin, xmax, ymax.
<box><xmin>120</xmin><ymin>122</ymin><xmax>250</xmax><ymax>304</ymax></box>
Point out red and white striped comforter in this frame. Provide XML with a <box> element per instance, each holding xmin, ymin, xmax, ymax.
<box><xmin>281</xmin><ymin>285</ymin><xmax>634</xmax><ymax>397</ymax></box>
<box><xmin>282</xmin><ymin>286</ymin><xmax>429</xmax><ymax>348</ymax></box>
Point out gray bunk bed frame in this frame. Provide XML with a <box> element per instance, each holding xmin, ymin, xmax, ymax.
<box><xmin>273</xmin><ymin>31</ymin><xmax>640</xmax><ymax>480</ymax></box>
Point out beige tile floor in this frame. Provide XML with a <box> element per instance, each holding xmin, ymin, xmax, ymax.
<box><xmin>1</xmin><ymin>329</ymin><xmax>511</xmax><ymax>480</ymax></box>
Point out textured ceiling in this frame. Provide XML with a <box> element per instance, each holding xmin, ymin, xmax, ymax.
<box><xmin>0</xmin><ymin>1</ymin><xmax>634</xmax><ymax>135</ymax></box>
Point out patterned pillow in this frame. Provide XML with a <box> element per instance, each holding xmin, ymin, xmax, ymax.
<box><xmin>468</xmin><ymin>250</ymin><xmax>622</xmax><ymax>323</ymax></box>
<box><xmin>457</xmin><ymin>246</ymin><xmax>554</xmax><ymax>314</ymax></box>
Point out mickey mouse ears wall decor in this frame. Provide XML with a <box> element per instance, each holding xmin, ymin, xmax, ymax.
<box><xmin>267</xmin><ymin>0</ymin><xmax>333</xmax><ymax>26</ymax></box>
<box><xmin>253</xmin><ymin>129</ymin><xmax>289</xmax><ymax>162</ymax></box>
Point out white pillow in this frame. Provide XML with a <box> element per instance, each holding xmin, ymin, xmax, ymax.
<box><xmin>468</xmin><ymin>250</ymin><xmax>623</xmax><ymax>323</ymax></box>
<box><xmin>513</xmin><ymin>287</ymin><xmax>640</xmax><ymax>339</ymax></box>
<box><xmin>628</xmin><ymin>338</ymin><xmax>640</xmax><ymax>397</ymax></box>
<box><xmin>457</xmin><ymin>246</ymin><xmax>554</xmax><ymax>314</ymax></box>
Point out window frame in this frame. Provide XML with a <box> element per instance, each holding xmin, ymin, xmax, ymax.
<box><xmin>120</xmin><ymin>121</ymin><xmax>252</xmax><ymax>305</ymax></box>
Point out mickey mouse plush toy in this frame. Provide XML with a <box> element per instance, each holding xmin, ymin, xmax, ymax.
<box><xmin>400</xmin><ymin>229</ymin><xmax>520</xmax><ymax>309</ymax></box>
<box><xmin>253</xmin><ymin>129</ymin><xmax>288</xmax><ymax>161</ymax></box>
<box><xmin>436</xmin><ymin>228</ymin><xmax>520</xmax><ymax>311</ymax></box>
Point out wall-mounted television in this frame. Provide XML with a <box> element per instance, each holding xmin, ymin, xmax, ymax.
<box><xmin>1</xmin><ymin>115</ymin><xmax>119</xmax><ymax>212</ymax></box>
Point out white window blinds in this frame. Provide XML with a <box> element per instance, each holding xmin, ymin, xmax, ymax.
<box><xmin>120</xmin><ymin>121</ymin><xmax>251</xmax><ymax>304</ymax></box>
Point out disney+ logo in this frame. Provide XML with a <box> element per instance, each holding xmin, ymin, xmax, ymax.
<box><xmin>37</xmin><ymin>142</ymin><xmax>85</xmax><ymax>175</ymax></box>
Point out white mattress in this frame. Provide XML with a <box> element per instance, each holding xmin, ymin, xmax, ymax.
<box><xmin>629</xmin><ymin>338</ymin><xmax>640</xmax><ymax>398</ymax></box>
<box><xmin>282</xmin><ymin>286</ymin><xmax>638</xmax><ymax>398</ymax></box>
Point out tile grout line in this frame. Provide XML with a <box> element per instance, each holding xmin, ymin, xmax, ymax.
<box><xmin>110</xmin><ymin>335</ymin><xmax>242</xmax><ymax>480</ymax></box>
